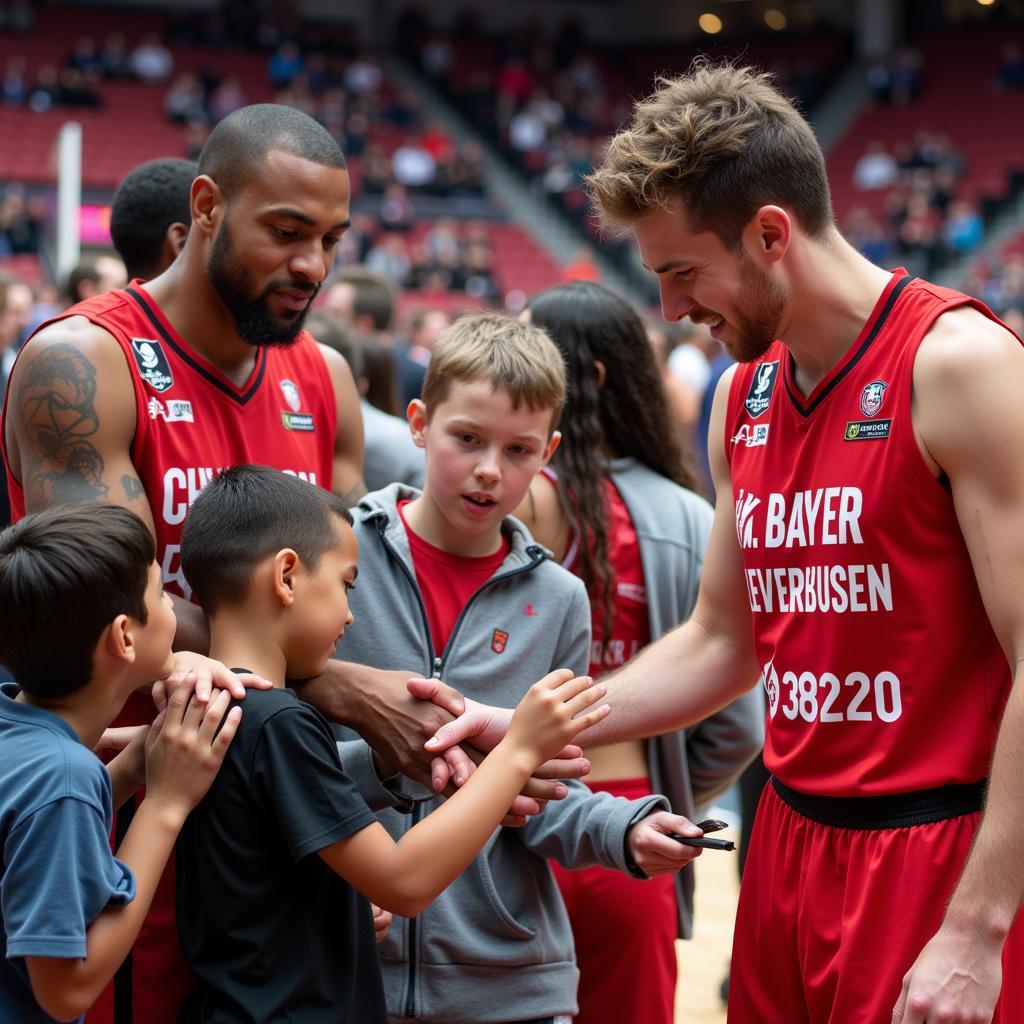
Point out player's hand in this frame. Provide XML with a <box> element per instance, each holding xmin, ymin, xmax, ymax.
<box><xmin>626</xmin><ymin>812</ymin><xmax>705</xmax><ymax>877</ymax></box>
<box><xmin>144</xmin><ymin>686</ymin><xmax>241</xmax><ymax>819</ymax></box>
<box><xmin>411</xmin><ymin>683</ymin><xmax>593</xmax><ymax>822</ymax></box>
<box><xmin>155</xmin><ymin>651</ymin><xmax>273</xmax><ymax>708</ymax></box>
<box><xmin>372</xmin><ymin>903</ymin><xmax>393</xmax><ymax>944</ymax></box>
<box><xmin>891</xmin><ymin>921</ymin><xmax>1002</xmax><ymax>1024</ymax></box>
<box><xmin>505</xmin><ymin>670</ymin><xmax>609</xmax><ymax>767</ymax></box>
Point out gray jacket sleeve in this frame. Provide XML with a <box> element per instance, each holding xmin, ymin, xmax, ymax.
<box><xmin>517</xmin><ymin>779</ymin><xmax>668</xmax><ymax>871</ymax></box>
<box><xmin>551</xmin><ymin>577</ymin><xmax>592</xmax><ymax>677</ymax></box>
<box><xmin>335</xmin><ymin>740</ymin><xmax>419</xmax><ymax>813</ymax></box>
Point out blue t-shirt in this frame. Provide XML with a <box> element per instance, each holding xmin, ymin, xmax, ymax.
<box><xmin>0</xmin><ymin>682</ymin><xmax>136</xmax><ymax>1023</ymax></box>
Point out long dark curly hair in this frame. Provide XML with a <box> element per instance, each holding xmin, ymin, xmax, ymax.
<box><xmin>527</xmin><ymin>280</ymin><xmax>695</xmax><ymax>664</ymax></box>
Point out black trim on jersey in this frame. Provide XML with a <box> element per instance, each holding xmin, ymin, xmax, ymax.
<box><xmin>784</xmin><ymin>274</ymin><xmax>915</xmax><ymax>418</ymax></box>
<box><xmin>125</xmin><ymin>287</ymin><xmax>267</xmax><ymax>405</ymax></box>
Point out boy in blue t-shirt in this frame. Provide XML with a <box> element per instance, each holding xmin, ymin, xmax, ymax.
<box><xmin>0</xmin><ymin>503</ymin><xmax>250</xmax><ymax>1023</ymax></box>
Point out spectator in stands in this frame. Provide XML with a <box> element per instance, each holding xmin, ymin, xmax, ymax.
<box><xmin>131</xmin><ymin>33</ymin><xmax>174</xmax><ymax>84</ymax></box>
<box><xmin>995</xmin><ymin>42</ymin><xmax>1024</xmax><ymax>91</ymax></box>
<box><xmin>943</xmin><ymin>200</ymin><xmax>984</xmax><ymax>256</ymax></box>
<box><xmin>67</xmin><ymin>36</ymin><xmax>103</xmax><ymax>78</ymax></box>
<box><xmin>395</xmin><ymin>307</ymin><xmax>450</xmax><ymax>408</ymax></box>
<box><xmin>378</xmin><ymin>185</ymin><xmax>415</xmax><ymax>233</ymax></box>
<box><xmin>462</xmin><ymin>241</ymin><xmax>500</xmax><ymax>303</ymax></box>
<box><xmin>165</xmin><ymin>72</ymin><xmax>207</xmax><ymax>124</ymax></box>
<box><xmin>0</xmin><ymin>0</ymin><xmax>34</xmax><ymax>34</ymax></box>
<box><xmin>366</xmin><ymin>233</ymin><xmax>412</xmax><ymax>287</ymax></box>
<box><xmin>57</xmin><ymin>67</ymin><xmax>101</xmax><ymax>108</ymax></box>
<box><xmin>345</xmin><ymin>53</ymin><xmax>383</xmax><ymax>95</ymax></box>
<box><xmin>392</xmin><ymin>135</ymin><xmax>436</xmax><ymax>189</ymax></box>
<box><xmin>208</xmin><ymin>76</ymin><xmax>249</xmax><ymax>122</ymax></box>
<box><xmin>853</xmin><ymin>141</ymin><xmax>899</xmax><ymax>191</ymax></box>
<box><xmin>267</xmin><ymin>40</ymin><xmax>304</xmax><ymax>89</ymax></box>
<box><xmin>64</xmin><ymin>258</ymin><xmax>124</xmax><ymax>306</ymax></box>
<box><xmin>26</xmin><ymin>65</ymin><xmax>60</xmax><ymax>113</ymax></box>
<box><xmin>0</xmin><ymin>187</ymin><xmax>41</xmax><ymax>256</ymax></box>
<box><xmin>0</xmin><ymin>277</ymin><xmax>33</xmax><ymax>360</ymax></box>
<box><xmin>100</xmin><ymin>32</ymin><xmax>131</xmax><ymax>79</ymax></box>
<box><xmin>359</xmin><ymin>143</ymin><xmax>394</xmax><ymax>195</ymax></box>
<box><xmin>110</xmin><ymin>157</ymin><xmax>196</xmax><ymax>282</ymax></box>
<box><xmin>2</xmin><ymin>57</ymin><xmax>27</xmax><ymax>105</ymax></box>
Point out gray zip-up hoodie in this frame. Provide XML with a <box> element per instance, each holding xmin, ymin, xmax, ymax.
<box><xmin>337</xmin><ymin>484</ymin><xmax>668</xmax><ymax>1023</ymax></box>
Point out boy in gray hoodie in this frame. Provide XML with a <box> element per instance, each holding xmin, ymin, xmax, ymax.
<box><xmin>337</xmin><ymin>313</ymin><xmax>704</xmax><ymax>1024</ymax></box>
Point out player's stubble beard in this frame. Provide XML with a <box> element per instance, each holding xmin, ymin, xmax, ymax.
<box><xmin>729</xmin><ymin>253</ymin><xmax>787</xmax><ymax>364</ymax></box>
<box><xmin>207</xmin><ymin>219</ymin><xmax>321</xmax><ymax>347</ymax></box>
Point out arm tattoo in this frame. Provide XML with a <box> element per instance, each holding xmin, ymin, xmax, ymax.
<box><xmin>122</xmin><ymin>474</ymin><xmax>145</xmax><ymax>501</ymax></box>
<box><xmin>17</xmin><ymin>343</ymin><xmax>110</xmax><ymax>504</ymax></box>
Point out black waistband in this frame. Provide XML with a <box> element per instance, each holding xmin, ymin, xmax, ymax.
<box><xmin>770</xmin><ymin>776</ymin><xmax>987</xmax><ymax>830</ymax></box>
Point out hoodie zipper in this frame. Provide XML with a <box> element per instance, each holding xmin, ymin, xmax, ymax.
<box><xmin>373</xmin><ymin>515</ymin><xmax>546</xmax><ymax>1017</ymax></box>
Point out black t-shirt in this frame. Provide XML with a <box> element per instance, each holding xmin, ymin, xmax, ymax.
<box><xmin>176</xmin><ymin>687</ymin><xmax>386</xmax><ymax>1023</ymax></box>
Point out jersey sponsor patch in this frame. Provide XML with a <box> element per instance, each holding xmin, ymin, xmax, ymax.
<box><xmin>744</xmin><ymin>360</ymin><xmax>779</xmax><ymax>419</ymax></box>
<box><xmin>148</xmin><ymin>397</ymin><xmax>194</xmax><ymax>423</ymax></box>
<box><xmin>281</xmin><ymin>412</ymin><xmax>315</xmax><ymax>432</ymax></box>
<box><xmin>731</xmin><ymin>423</ymin><xmax>770</xmax><ymax>448</ymax></box>
<box><xmin>844</xmin><ymin>418</ymin><xmax>891</xmax><ymax>441</ymax></box>
<box><xmin>130</xmin><ymin>338</ymin><xmax>174</xmax><ymax>392</ymax></box>
<box><xmin>279</xmin><ymin>378</ymin><xmax>302</xmax><ymax>412</ymax></box>
<box><xmin>491</xmin><ymin>628</ymin><xmax>509</xmax><ymax>654</ymax></box>
<box><xmin>860</xmin><ymin>379</ymin><xmax>888</xmax><ymax>417</ymax></box>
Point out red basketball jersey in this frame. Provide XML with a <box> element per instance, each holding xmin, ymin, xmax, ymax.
<box><xmin>725</xmin><ymin>270</ymin><xmax>1015</xmax><ymax>796</ymax></box>
<box><xmin>5</xmin><ymin>283</ymin><xmax>337</xmax><ymax>599</ymax></box>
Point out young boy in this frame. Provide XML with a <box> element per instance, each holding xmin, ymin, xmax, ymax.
<box><xmin>0</xmin><ymin>503</ymin><xmax>242</xmax><ymax>1023</ymax></box>
<box><xmin>336</xmin><ymin>313</ymin><xmax>704</xmax><ymax>1024</ymax></box>
<box><xmin>173</xmin><ymin>464</ymin><xmax>610</xmax><ymax>1022</ymax></box>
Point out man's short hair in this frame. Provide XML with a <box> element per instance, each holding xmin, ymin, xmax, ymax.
<box><xmin>0</xmin><ymin>504</ymin><xmax>154</xmax><ymax>699</ymax></box>
<box><xmin>110</xmin><ymin>157</ymin><xmax>196</xmax><ymax>280</ymax></box>
<box><xmin>197</xmin><ymin>103</ymin><xmax>347</xmax><ymax>201</ymax></box>
<box><xmin>587</xmin><ymin>61</ymin><xmax>833</xmax><ymax>248</ymax></box>
<box><xmin>328</xmin><ymin>266</ymin><xmax>396</xmax><ymax>332</ymax></box>
<box><xmin>422</xmin><ymin>313</ymin><xmax>566</xmax><ymax>427</ymax></box>
<box><xmin>181</xmin><ymin>465</ymin><xmax>353</xmax><ymax>616</ymax></box>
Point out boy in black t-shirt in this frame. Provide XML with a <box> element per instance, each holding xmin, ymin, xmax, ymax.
<box><xmin>174</xmin><ymin>465</ymin><xmax>609</xmax><ymax>1023</ymax></box>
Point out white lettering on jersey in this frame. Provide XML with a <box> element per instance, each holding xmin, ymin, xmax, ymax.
<box><xmin>161</xmin><ymin>467</ymin><xmax>320</xmax><ymax>526</ymax></box>
<box><xmin>746</xmin><ymin>563</ymin><xmax>892</xmax><ymax>615</ymax></box>
<box><xmin>767</xmin><ymin>666</ymin><xmax>903</xmax><ymax>724</ymax></box>
<box><xmin>735</xmin><ymin>489</ymin><xmax>761</xmax><ymax>549</ymax></box>
<box><xmin>764</xmin><ymin>487</ymin><xmax>864</xmax><ymax>548</ymax></box>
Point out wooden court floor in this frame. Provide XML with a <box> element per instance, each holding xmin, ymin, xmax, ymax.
<box><xmin>674</xmin><ymin>826</ymin><xmax>740</xmax><ymax>1024</ymax></box>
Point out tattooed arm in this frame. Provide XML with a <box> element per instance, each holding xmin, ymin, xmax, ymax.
<box><xmin>4</xmin><ymin>318</ymin><xmax>154</xmax><ymax>526</ymax></box>
<box><xmin>317</xmin><ymin>342</ymin><xmax>366</xmax><ymax>507</ymax></box>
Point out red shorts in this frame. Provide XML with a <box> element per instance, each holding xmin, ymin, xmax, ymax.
<box><xmin>551</xmin><ymin>777</ymin><xmax>678</xmax><ymax>1024</ymax></box>
<box><xmin>728</xmin><ymin>781</ymin><xmax>1024</xmax><ymax>1024</ymax></box>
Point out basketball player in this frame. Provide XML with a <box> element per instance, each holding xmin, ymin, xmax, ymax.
<box><xmin>424</xmin><ymin>64</ymin><xmax>1024</xmax><ymax>1024</ymax></box>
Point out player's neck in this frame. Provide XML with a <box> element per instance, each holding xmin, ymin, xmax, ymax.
<box><xmin>142</xmin><ymin>263</ymin><xmax>261</xmax><ymax>387</ymax></box>
<box><xmin>781</xmin><ymin>234</ymin><xmax>896</xmax><ymax>396</ymax></box>
<box><xmin>207</xmin><ymin>615</ymin><xmax>288</xmax><ymax>688</ymax></box>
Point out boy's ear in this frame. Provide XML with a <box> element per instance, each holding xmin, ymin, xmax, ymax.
<box><xmin>101</xmin><ymin>614</ymin><xmax>137</xmax><ymax>666</ymax></box>
<box><xmin>541</xmin><ymin>430</ymin><xmax>561</xmax><ymax>466</ymax></box>
<box><xmin>272</xmin><ymin>549</ymin><xmax>301</xmax><ymax>608</ymax></box>
<box><xmin>407</xmin><ymin>399</ymin><xmax>428</xmax><ymax>449</ymax></box>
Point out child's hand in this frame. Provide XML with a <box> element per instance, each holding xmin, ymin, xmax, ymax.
<box><xmin>371</xmin><ymin>903</ymin><xmax>393</xmax><ymax>943</ymax></box>
<box><xmin>96</xmin><ymin>725</ymin><xmax>150</xmax><ymax>788</ymax></box>
<box><xmin>626</xmin><ymin>812</ymin><xmax>706</xmax><ymax>877</ymax></box>
<box><xmin>144</xmin><ymin>686</ymin><xmax>241</xmax><ymax>819</ymax></box>
<box><xmin>505</xmin><ymin>669</ymin><xmax>610</xmax><ymax>768</ymax></box>
<box><xmin>153</xmin><ymin>652</ymin><xmax>273</xmax><ymax>709</ymax></box>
